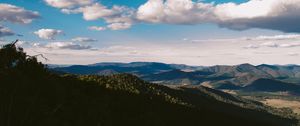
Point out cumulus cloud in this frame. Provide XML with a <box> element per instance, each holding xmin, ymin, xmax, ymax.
<box><xmin>102</xmin><ymin>0</ymin><xmax>300</xmax><ymax>32</ymax></box>
<box><xmin>44</xmin><ymin>0</ymin><xmax>93</xmax><ymax>8</ymax></box>
<box><xmin>0</xmin><ymin>4</ymin><xmax>40</xmax><ymax>24</ymax></box>
<box><xmin>44</xmin><ymin>0</ymin><xmax>300</xmax><ymax>32</ymax></box>
<box><xmin>216</xmin><ymin>0</ymin><xmax>300</xmax><ymax>32</ymax></box>
<box><xmin>34</xmin><ymin>29</ymin><xmax>64</xmax><ymax>40</ymax></box>
<box><xmin>214</xmin><ymin>0</ymin><xmax>300</xmax><ymax>32</ymax></box>
<box><xmin>137</xmin><ymin>0</ymin><xmax>300</xmax><ymax>32</ymax></box>
<box><xmin>71</xmin><ymin>37</ymin><xmax>97</xmax><ymax>42</ymax></box>
<box><xmin>88</xmin><ymin>26</ymin><xmax>106</xmax><ymax>31</ymax></box>
<box><xmin>136</xmin><ymin>0</ymin><xmax>300</xmax><ymax>32</ymax></box>
<box><xmin>137</xmin><ymin>0</ymin><xmax>216</xmax><ymax>24</ymax></box>
<box><xmin>78</xmin><ymin>3</ymin><xmax>117</xmax><ymax>21</ymax></box>
<box><xmin>34</xmin><ymin>42</ymin><xmax>92</xmax><ymax>50</ymax></box>
<box><xmin>0</xmin><ymin>25</ymin><xmax>14</xmax><ymax>37</ymax></box>
<box><xmin>0</xmin><ymin>4</ymin><xmax>39</xmax><ymax>37</ymax></box>
<box><xmin>53</xmin><ymin>2</ymin><xmax>136</xmax><ymax>30</ymax></box>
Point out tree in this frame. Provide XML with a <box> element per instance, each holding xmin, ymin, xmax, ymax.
<box><xmin>0</xmin><ymin>40</ymin><xmax>46</xmax><ymax>75</ymax></box>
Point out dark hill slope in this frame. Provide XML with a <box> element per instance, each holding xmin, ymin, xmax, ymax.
<box><xmin>243</xmin><ymin>79</ymin><xmax>300</xmax><ymax>93</ymax></box>
<box><xmin>0</xmin><ymin>73</ymin><xmax>298</xmax><ymax>126</ymax></box>
<box><xmin>0</xmin><ymin>42</ymin><xmax>298</xmax><ymax>126</ymax></box>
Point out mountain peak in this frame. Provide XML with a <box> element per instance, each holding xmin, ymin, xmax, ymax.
<box><xmin>237</xmin><ymin>63</ymin><xmax>255</xmax><ymax>67</ymax></box>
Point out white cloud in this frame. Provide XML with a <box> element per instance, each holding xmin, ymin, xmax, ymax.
<box><xmin>137</xmin><ymin>0</ymin><xmax>300</xmax><ymax>32</ymax></box>
<box><xmin>0</xmin><ymin>4</ymin><xmax>40</xmax><ymax>24</ymax></box>
<box><xmin>279</xmin><ymin>43</ymin><xmax>300</xmax><ymax>48</ymax></box>
<box><xmin>107</xmin><ymin>23</ymin><xmax>132</xmax><ymax>30</ymax></box>
<box><xmin>34</xmin><ymin>29</ymin><xmax>64</xmax><ymax>40</ymax></box>
<box><xmin>213</xmin><ymin>0</ymin><xmax>300</xmax><ymax>32</ymax></box>
<box><xmin>244</xmin><ymin>44</ymin><xmax>259</xmax><ymax>49</ymax></box>
<box><xmin>32</xmin><ymin>42</ymin><xmax>42</xmax><ymax>47</ymax></box>
<box><xmin>62</xmin><ymin>3</ymin><xmax>136</xmax><ymax>30</ymax></box>
<box><xmin>62</xmin><ymin>3</ymin><xmax>116</xmax><ymax>21</ymax></box>
<box><xmin>44</xmin><ymin>0</ymin><xmax>300</xmax><ymax>32</ymax></box>
<box><xmin>137</xmin><ymin>0</ymin><xmax>215</xmax><ymax>24</ymax></box>
<box><xmin>88</xmin><ymin>26</ymin><xmax>106</xmax><ymax>31</ymax></box>
<box><xmin>15</xmin><ymin>40</ymin><xmax>30</xmax><ymax>47</ymax></box>
<box><xmin>71</xmin><ymin>37</ymin><xmax>97</xmax><ymax>42</ymax></box>
<box><xmin>288</xmin><ymin>52</ymin><xmax>299</xmax><ymax>56</ymax></box>
<box><xmin>44</xmin><ymin>0</ymin><xmax>93</xmax><ymax>8</ymax></box>
<box><xmin>214</xmin><ymin>0</ymin><xmax>274</xmax><ymax>19</ymax></box>
<box><xmin>35</xmin><ymin>42</ymin><xmax>92</xmax><ymax>50</ymax></box>
<box><xmin>260</xmin><ymin>42</ymin><xmax>278</xmax><ymax>48</ymax></box>
<box><xmin>254</xmin><ymin>34</ymin><xmax>300</xmax><ymax>41</ymax></box>
<box><xmin>0</xmin><ymin>25</ymin><xmax>14</xmax><ymax>37</ymax></box>
<box><xmin>182</xmin><ymin>38</ymin><xmax>189</xmax><ymax>41</ymax></box>
<box><xmin>255</xmin><ymin>36</ymin><xmax>300</xmax><ymax>48</ymax></box>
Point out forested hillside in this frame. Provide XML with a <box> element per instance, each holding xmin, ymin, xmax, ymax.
<box><xmin>0</xmin><ymin>42</ymin><xmax>298</xmax><ymax>126</ymax></box>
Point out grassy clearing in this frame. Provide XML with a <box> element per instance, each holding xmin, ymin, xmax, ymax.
<box><xmin>262</xmin><ymin>99</ymin><xmax>300</xmax><ymax>115</ymax></box>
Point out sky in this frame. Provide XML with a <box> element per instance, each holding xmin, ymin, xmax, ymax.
<box><xmin>0</xmin><ymin>0</ymin><xmax>299</xmax><ymax>66</ymax></box>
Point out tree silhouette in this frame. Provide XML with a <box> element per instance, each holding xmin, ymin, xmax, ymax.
<box><xmin>0</xmin><ymin>40</ymin><xmax>46</xmax><ymax>75</ymax></box>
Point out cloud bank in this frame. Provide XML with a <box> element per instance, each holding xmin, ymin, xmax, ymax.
<box><xmin>0</xmin><ymin>26</ymin><xmax>14</xmax><ymax>37</ymax></box>
<box><xmin>0</xmin><ymin>4</ymin><xmax>39</xmax><ymax>38</ymax></box>
<box><xmin>54</xmin><ymin>2</ymin><xmax>136</xmax><ymax>30</ymax></box>
<box><xmin>44</xmin><ymin>0</ymin><xmax>300</xmax><ymax>32</ymax></box>
<box><xmin>72</xmin><ymin>37</ymin><xmax>97</xmax><ymax>42</ymax></box>
<box><xmin>138</xmin><ymin>0</ymin><xmax>300</xmax><ymax>32</ymax></box>
<box><xmin>24</xmin><ymin>36</ymin><xmax>300</xmax><ymax>65</ymax></box>
<box><xmin>34</xmin><ymin>41</ymin><xmax>92</xmax><ymax>50</ymax></box>
<box><xmin>0</xmin><ymin>4</ymin><xmax>40</xmax><ymax>24</ymax></box>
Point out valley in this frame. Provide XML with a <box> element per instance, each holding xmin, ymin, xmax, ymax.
<box><xmin>262</xmin><ymin>99</ymin><xmax>300</xmax><ymax>115</ymax></box>
<box><xmin>53</xmin><ymin>62</ymin><xmax>300</xmax><ymax>120</ymax></box>
<box><xmin>1</xmin><ymin>42</ymin><xmax>300</xmax><ymax>125</ymax></box>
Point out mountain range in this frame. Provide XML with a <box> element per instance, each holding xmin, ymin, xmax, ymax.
<box><xmin>52</xmin><ymin>62</ymin><xmax>300</xmax><ymax>94</ymax></box>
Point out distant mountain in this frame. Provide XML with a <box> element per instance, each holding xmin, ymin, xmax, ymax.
<box><xmin>143</xmin><ymin>69</ymin><xmax>231</xmax><ymax>85</ymax></box>
<box><xmin>243</xmin><ymin>79</ymin><xmax>300</xmax><ymax>93</ymax></box>
<box><xmin>96</xmin><ymin>69</ymin><xmax>119</xmax><ymax>76</ymax></box>
<box><xmin>202</xmin><ymin>64</ymin><xmax>300</xmax><ymax>93</ymax></box>
<box><xmin>52</xmin><ymin>62</ymin><xmax>300</xmax><ymax>94</ymax></box>
<box><xmin>259</xmin><ymin>64</ymin><xmax>300</xmax><ymax>78</ymax></box>
<box><xmin>52</xmin><ymin>62</ymin><xmax>204</xmax><ymax>76</ymax></box>
<box><xmin>202</xmin><ymin>64</ymin><xmax>272</xmax><ymax>86</ymax></box>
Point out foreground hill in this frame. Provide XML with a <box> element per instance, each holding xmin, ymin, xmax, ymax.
<box><xmin>1</xmin><ymin>42</ymin><xmax>299</xmax><ymax>125</ymax></box>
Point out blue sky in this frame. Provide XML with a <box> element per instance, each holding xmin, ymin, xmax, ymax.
<box><xmin>1</xmin><ymin>0</ymin><xmax>279</xmax><ymax>42</ymax></box>
<box><xmin>0</xmin><ymin>0</ymin><xmax>299</xmax><ymax>65</ymax></box>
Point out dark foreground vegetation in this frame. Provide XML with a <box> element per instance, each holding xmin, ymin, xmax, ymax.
<box><xmin>0</xmin><ymin>41</ymin><xmax>299</xmax><ymax>126</ymax></box>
